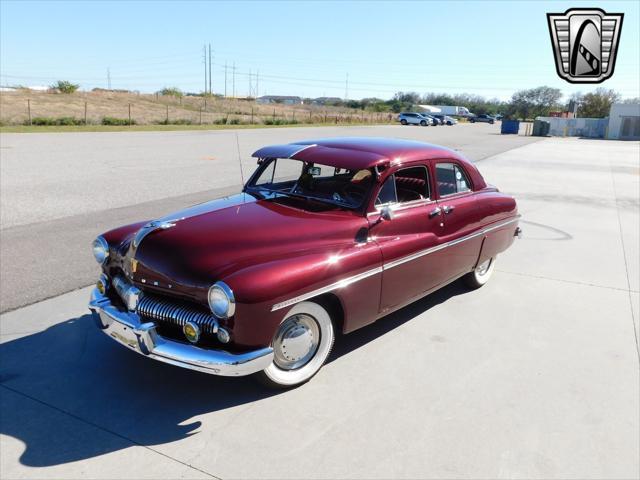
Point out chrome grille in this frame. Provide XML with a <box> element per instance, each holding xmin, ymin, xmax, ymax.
<box><xmin>136</xmin><ymin>294</ymin><xmax>219</xmax><ymax>334</ymax></box>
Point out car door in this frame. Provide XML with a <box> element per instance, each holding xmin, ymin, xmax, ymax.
<box><xmin>433</xmin><ymin>161</ymin><xmax>485</xmax><ymax>279</ymax></box>
<box><xmin>368</xmin><ymin>164</ymin><xmax>450</xmax><ymax>313</ymax></box>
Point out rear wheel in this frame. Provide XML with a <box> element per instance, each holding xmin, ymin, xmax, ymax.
<box><xmin>463</xmin><ymin>257</ymin><xmax>496</xmax><ymax>289</ymax></box>
<box><xmin>256</xmin><ymin>301</ymin><xmax>335</xmax><ymax>389</ymax></box>
<box><xmin>400</xmin><ymin>119</ymin><xmax>408</xmax><ymax>125</ymax></box>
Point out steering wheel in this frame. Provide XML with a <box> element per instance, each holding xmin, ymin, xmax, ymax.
<box><xmin>340</xmin><ymin>184</ymin><xmax>366</xmax><ymax>205</ymax></box>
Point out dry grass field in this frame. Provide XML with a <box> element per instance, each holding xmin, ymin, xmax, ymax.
<box><xmin>0</xmin><ymin>89</ymin><xmax>392</xmax><ymax>127</ymax></box>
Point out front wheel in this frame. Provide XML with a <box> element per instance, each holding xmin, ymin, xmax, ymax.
<box><xmin>256</xmin><ymin>301</ymin><xmax>335</xmax><ymax>388</ymax></box>
<box><xmin>420</xmin><ymin>120</ymin><xmax>427</xmax><ymax>126</ymax></box>
<box><xmin>463</xmin><ymin>257</ymin><xmax>496</xmax><ymax>289</ymax></box>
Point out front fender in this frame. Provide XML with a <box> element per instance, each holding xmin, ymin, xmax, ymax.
<box><xmin>226</xmin><ymin>241</ymin><xmax>383</xmax><ymax>348</ymax></box>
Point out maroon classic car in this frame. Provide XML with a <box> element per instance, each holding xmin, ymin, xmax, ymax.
<box><xmin>89</xmin><ymin>137</ymin><xmax>520</xmax><ymax>387</ymax></box>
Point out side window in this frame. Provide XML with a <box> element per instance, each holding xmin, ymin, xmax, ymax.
<box><xmin>394</xmin><ymin>166</ymin><xmax>429</xmax><ymax>202</ymax></box>
<box><xmin>375</xmin><ymin>166</ymin><xmax>429</xmax><ymax>206</ymax></box>
<box><xmin>436</xmin><ymin>163</ymin><xmax>471</xmax><ymax>197</ymax></box>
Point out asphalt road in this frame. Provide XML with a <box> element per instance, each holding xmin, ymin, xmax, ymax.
<box><xmin>1</xmin><ymin>135</ymin><xmax>638</xmax><ymax>479</ymax></box>
<box><xmin>0</xmin><ymin>123</ymin><xmax>541</xmax><ymax>312</ymax></box>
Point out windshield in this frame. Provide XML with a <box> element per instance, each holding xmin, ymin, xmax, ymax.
<box><xmin>246</xmin><ymin>157</ymin><xmax>374</xmax><ymax>209</ymax></box>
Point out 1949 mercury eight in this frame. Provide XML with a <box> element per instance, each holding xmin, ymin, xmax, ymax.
<box><xmin>89</xmin><ymin>137</ymin><xmax>520</xmax><ymax>387</ymax></box>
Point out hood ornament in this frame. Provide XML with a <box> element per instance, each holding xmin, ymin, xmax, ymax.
<box><xmin>132</xmin><ymin>219</ymin><xmax>179</xmax><ymax>249</ymax></box>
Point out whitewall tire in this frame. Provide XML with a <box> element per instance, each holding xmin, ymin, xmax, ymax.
<box><xmin>464</xmin><ymin>257</ymin><xmax>496</xmax><ymax>289</ymax></box>
<box><xmin>257</xmin><ymin>301</ymin><xmax>334</xmax><ymax>388</ymax></box>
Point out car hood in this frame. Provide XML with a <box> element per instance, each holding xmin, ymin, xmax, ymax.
<box><xmin>129</xmin><ymin>193</ymin><xmax>366</xmax><ymax>290</ymax></box>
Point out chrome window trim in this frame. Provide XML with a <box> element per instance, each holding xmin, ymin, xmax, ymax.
<box><xmin>367</xmin><ymin>198</ymin><xmax>436</xmax><ymax>216</ymax></box>
<box><xmin>270</xmin><ymin>216</ymin><xmax>520</xmax><ymax>312</ymax></box>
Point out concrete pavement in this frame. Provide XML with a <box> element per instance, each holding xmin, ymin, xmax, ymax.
<box><xmin>1</xmin><ymin>137</ymin><xmax>638</xmax><ymax>479</ymax></box>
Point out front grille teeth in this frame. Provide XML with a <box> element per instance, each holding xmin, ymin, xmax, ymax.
<box><xmin>136</xmin><ymin>294</ymin><xmax>219</xmax><ymax>334</ymax></box>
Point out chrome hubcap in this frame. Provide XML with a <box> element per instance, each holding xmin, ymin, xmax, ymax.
<box><xmin>273</xmin><ymin>314</ymin><xmax>320</xmax><ymax>370</ymax></box>
<box><xmin>476</xmin><ymin>258</ymin><xmax>492</xmax><ymax>276</ymax></box>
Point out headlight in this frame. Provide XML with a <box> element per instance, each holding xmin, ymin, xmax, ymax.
<box><xmin>208</xmin><ymin>282</ymin><xmax>235</xmax><ymax>319</ymax></box>
<box><xmin>92</xmin><ymin>236</ymin><xmax>109</xmax><ymax>264</ymax></box>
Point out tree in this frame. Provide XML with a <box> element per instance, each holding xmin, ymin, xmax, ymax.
<box><xmin>574</xmin><ymin>88</ymin><xmax>621</xmax><ymax>117</ymax></box>
<box><xmin>622</xmin><ymin>97</ymin><xmax>639</xmax><ymax>104</ymax></box>
<box><xmin>506</xmin><ymin>86</ymin><xmax>563</xmax><ymax>119</ymax></box>
<box><xmin>51</xmin><ymin>80</ymin><xmax>79</xmax><ymax>94</ymax></box>
<box><xmin>387</xmin><ymin>91</ymin><xmax>421</xmax><ymax>113</ymax></box>
<box><xmin>159</xmin><ymin>87</ymin><xmax>183</xmax><ymax>97</ymax></box>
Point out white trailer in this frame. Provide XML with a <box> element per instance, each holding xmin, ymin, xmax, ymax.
<box><xmin>422</xmin><ymin>105</ymin><xmax>472</xmax><ymax>117</ymax></box>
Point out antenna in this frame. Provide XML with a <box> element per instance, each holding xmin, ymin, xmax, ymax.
<box><xmin>235</xmin><ymin>132</ymin><xmax>245</xmax><ymax>186</ymax></box>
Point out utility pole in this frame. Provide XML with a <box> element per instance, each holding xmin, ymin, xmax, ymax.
<box><xmin>208</xmin><ymin>43</ymin><xmax>212</xmax><ymax>94</ymax></box>
<box><xmin>248</xmin><ymin>69</ymin><xmax>252</xmax><ymax>97</ymax></box>
<box><xmin>107</xmin><ymin>68</ymin><xmax>111</xmax><ymax>90</ymax></box>
<box><xmin>203</xmin><ymin>45</ymin><xmax>207</xmax><ymax>94</ymax></box>
<box><xmin>224</xmin><ymin>61</ymin><xmax>228</xmax><ymax>97</ymax></box>
<box><xmin>345</xmin><ymin>73</ymin><xmax>349</xmax><ymax>101</ymax></box>
<box><xmin>256</xmin><ymin>70</ymin><xmax>259</xmax><ymax>98</ymax></box>
<box><xmin>232</xmin><ymin>61</ymin><xmax>236</xmax><ymax>98</ymax></box>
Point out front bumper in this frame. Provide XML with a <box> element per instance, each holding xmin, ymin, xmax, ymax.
<box><xmin>88</xmin><ymin>288</ymin><xmax>274</xmax><ymax>377</ymax></box>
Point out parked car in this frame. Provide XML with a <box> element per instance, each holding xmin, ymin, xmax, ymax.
<box><xmin>430</xmin><ymin>114</ymin><xmax>458</xmax><ymax>126</ymax></box>
<box><xmin>89</xmin><ymin>138</ymin><xmax>521</xmax><ymax>388</ymax></box>
<box><xmin>397</xmin><ymin>112</ymin><xmax>433</xmax><ymax>126</ymax></box>
<box><xmin>423</xmin><ymin>114</ymin><xmax>442</xmax><ymax>125</ymax></box>
<box><xmin>469</xmin><ymin>114</ymin><xmax>495</xmax><ymax>124</ymax></box>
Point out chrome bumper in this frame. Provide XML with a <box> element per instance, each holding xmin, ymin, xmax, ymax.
<box><xmin>88</xmin><ymin>288</ymin><xmax>274</xmax><ymax>377</ymax></box>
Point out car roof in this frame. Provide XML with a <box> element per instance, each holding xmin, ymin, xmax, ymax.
<box><xmin>252</xmin><ymin>137</ymin><xmax>465</xmax><ymax>170</ymax></box>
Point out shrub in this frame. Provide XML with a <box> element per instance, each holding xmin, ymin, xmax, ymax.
<box><xmin>155</xmin><ymin>118</ymin><xmax>193</xmax><ymax>125</ymax></box>
<box><xmin>227</xmin><ymin>118</ymin><xmax>241</xmax><ymax>125</ymax></box>
<box><xmin>102</xmin><ymin>117</ymin><xmax>135</xmax><ymax>126</ymax></box>
<box><xmin>263</xmin><ymin>118</ymin><xmax>299</xmax><ymax>125</ymax></box>
<box><xmin>51</xmin><ymin>80</ymin><xmax>79</xmax><ymax>94</ymax></box>
<box><xmin>28</xmin><ymin>116</ymin><xmax>85</xmax><ymax>126</ymax></box>
<box><xmin>213</xmin><ymin>117</ymin><xmax>228</xmax><ymax>125</ymax></box>
<box><xmin>159</xmin><ymin>87</ymin><xmax>183</xmax><ymax>97</ymax></box>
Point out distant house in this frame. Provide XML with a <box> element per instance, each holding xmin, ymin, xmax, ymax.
<box><xmin>256</xmin><ymin>95</ymin><xmax>303</xmax><ymax>105</ymax></box>
<box><xmin>313</xmin><ymin>97</ymin><xmax>342</xmax><ymax>105</ymax></box>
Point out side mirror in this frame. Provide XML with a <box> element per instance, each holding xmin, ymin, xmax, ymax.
<box><xmin>380</xmin><ymin>205</ymin><xmax>395</xmax><ymax>221</ymax></box>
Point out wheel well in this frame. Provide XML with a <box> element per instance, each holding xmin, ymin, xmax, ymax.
<box><xmin>311</xmin><ymin>293</ymin><xmax>345</xmax><ymax>334</ymax></box>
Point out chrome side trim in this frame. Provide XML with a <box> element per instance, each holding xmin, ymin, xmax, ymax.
<box><xmin>384</xmin><ymin>216</ymin><xmax>520</xmax><ymax>271</ymax></box>
<box><xmin>270</xmin><ymin>266</ymin><xmax>384</xmax><ymax>312</ymax></box>
<box><xmin>270</xmin><ymin>216</ymin><xmax>520</xmax><ymax>312</ymax></box>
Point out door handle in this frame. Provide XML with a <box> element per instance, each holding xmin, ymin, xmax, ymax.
<box><xmin>429</xmin><ymin>207</ymin><xmax>442</xmax><ymax>218</ymax></box>
<box><xmin>443</xmin><ymin>205</ymin><xmax>455</xmax><ymax>214</ymax></box>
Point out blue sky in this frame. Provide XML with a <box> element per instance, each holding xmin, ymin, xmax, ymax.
<box><xmin>1</xmin><ymin>0</ymin><xmax>638</xmax><ymax>101</ymax></box>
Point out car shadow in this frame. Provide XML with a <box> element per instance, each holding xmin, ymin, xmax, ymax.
<box><xmin>0</xmin><ymin>281</ymin><xmax>465</xmax><ymax>468</ymax></box>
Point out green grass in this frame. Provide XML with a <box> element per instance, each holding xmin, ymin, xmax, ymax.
<box><xmin>0</xmin><ymin>121</ymin><xmax>393</xmax><ymax>134</ymax></box>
